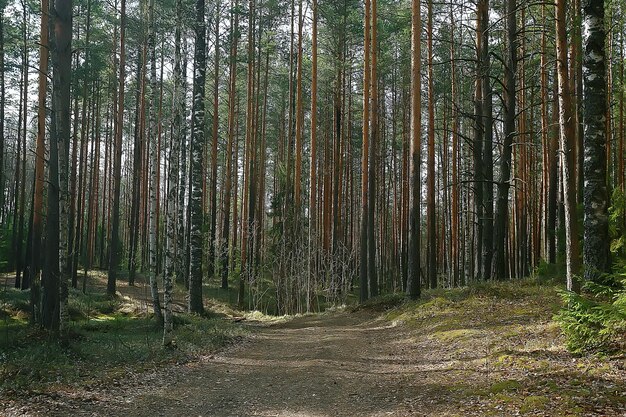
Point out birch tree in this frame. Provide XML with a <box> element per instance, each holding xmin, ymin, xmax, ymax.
<box><xmin>188</xmin><ymin>0</ymin><xmax>206</xmax><ymax>313</ymax></box>
<box><xmin>582</xmin><ymin>0</ymin><xmax>609</xmax><ymax>282</ymax></box>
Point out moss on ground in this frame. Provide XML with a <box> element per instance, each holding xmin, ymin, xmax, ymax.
<box><xmin>0</xmin><ymin>272</ymin><xmax>251</xmax><ymax>396</ymax></box>
<box><xmin>380</xmin><ymin>279</ymin><xmax>625</xmax><ymax>416</ymax></box>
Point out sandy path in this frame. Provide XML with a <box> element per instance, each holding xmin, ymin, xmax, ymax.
<box><xmin>5</xmin><ymin>312</ymin><xmax>476</xmax><ymax>417</ymax></box>
<box><xmin>4</xmin><ymin>307</ymin><xmax>625</xmax><ymax>417</ymax></box>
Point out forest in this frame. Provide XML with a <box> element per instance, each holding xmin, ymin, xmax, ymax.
<box><xmin>0</xmin><ymin>0</ymin><xmax>625</xmax><ymax>414</ymax></box>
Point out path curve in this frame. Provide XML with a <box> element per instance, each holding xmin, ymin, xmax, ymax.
<box><xmin>5</xmin><ymin>309</ymin><xmax>625</xmax><ymax>417</ymax></box>
<box><xmin>6</xmin><ymin>312</ymin><xmax>475</xmax><ymax>417</ymax></box>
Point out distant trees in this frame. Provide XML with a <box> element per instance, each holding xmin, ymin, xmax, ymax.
<box><xmin>0</xmin><ymin>0</ymin><xmax>619</xmax><ymax>336</ymax></box>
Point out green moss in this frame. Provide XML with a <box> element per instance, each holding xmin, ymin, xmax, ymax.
<box><xmin>0</xmin><ymin>282</ymin><xmax>251</xmax><ymax>395</ymax></box>
<box><xmin>493</xmin><ymin>392</ymin><xmax>516</xmax><ymax>402</ymax></box>
<box><xmin>520</xmin><ymin>395</ymin><xmax>549</xmax><ymax>413</ymax></box>
<box><xmin>432</xmin><ymin>328</ymin><xmax>480</xmax><ymax>343</ymax></box>
<box><xmin>421</xmin><ymin>296</ymin><xmax>455</xmax><ymax>310</ymax></box>
<box><xmin>542</xmin><ymin>380</ymin><xmax>559</xmax><ymax>392</ymax></box>
<box><xmin>489</xmin><ymin>379</ymin><xmax>522</xmax><ymax>394</ymax></box>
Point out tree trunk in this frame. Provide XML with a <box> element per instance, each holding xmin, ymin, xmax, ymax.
<box><xmin>164</xmin><ymin>0</ymin><xmax>184</xmax><ymax>345</ymax></box>
<box><xmin>208</xmin><ymin>0</ymin><xmax>220</xmax><ymax>279</ymax></box>
<box><xmin>360</xmin><ymin>0</ymin><xmax>371</xmax><ymax>302</ymax></box>
<box><xmin>108</xmin><ymin>0</ymin><xmax>126</xmax><ymax>296</ymax></box>
<box><xmin>556</xmin><ymin>0</ymin><xmax>582</xmax><ymax>291</ymax></box>
<box><xmin>492</xmin><ymin>0</ymin><xmax>516</xmax><ymax>281</ymax></box>
<box><xmin>0</xmin><ymin>8</ymin><xmax>4</xmax><ymax>226</ymax></box>
<box><xmin>407</xmin><ymin>0</ymin><xmax>421</xmax><ymax>299</ymax></box>
<box><xmin>147</xmin><ymin>0</ymin><xmax>163</xmax><ymax>321</ymax></box>
<box><xmin>368</xmin><ymin>0</ymin><xmax>378</xmax><ymax>297</ymax></box>
<box><xmin>220</xmin><ymin>0</ymin><xmax>239</xmax><ymax>290</ymax></box>
<box><xmin>188</xmin><ymin>0</ymin><xmax>206</xmax><ymax>314</ymax></box>
<box><xmin>426</xmin><ymin>0</ymin><xmax>436</xmax><ymax>288</ymax></box>
<box><xmin>308</xmin><ymin>0</ymin><xmax>318</xmax><ymax>312</ymax></box>
<box><xmin>52</xmin><ymin>0</ymin><xmax>73</xmax><ymax>334</ymax></box>
<box><xmin>480</xmin><ymin>0</ymin><xmax>494</xmax><ymax>280</ymax></box>
<box><xmin>30</xmin><ymin>0</ymin><xmax>49</xmax><ymax>322</ymax></box>
<box><xmin>582</xmin><ymin>0</ymin><xmax>610</xmax><ymax>282</ymax></box>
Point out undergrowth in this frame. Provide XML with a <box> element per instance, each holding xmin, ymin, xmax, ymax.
<box><xmin>370</xmin><ymin>278</ymin><xmax>624</xmax><ymax>416</ymax></box>
<box><xmin>0</xmin><ymin>285</ymin><xmax>249</xmax><ymax>395</ymax></box>
<box><xmin>554</xmin><ymin>275</ymin><xmax>626</xmax><ymax>354</ymax></box>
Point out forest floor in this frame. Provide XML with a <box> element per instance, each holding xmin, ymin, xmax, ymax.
<box><xmin>1</xmin><ymin>278</ymin><xmax>625</xmax><ymax>416</ymax></box>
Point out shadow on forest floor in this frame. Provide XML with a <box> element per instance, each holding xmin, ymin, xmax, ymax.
<box><xmin>1</xmin><ymin>276</ymin><xmax>625</xmax><ymax>416</ymax></box>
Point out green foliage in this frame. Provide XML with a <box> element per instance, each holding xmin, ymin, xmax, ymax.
<box><xmin>555</xmin><ymin>275</ymin><xmax>626</xmax><ymax>354</ymax></box>
<box><xmin>0</xmin><ymin>227</ymin><xmax>12</xmax><ymax>272</ymax></box>
<box><xmin>0</xmin><ymin>286</ymin><xmax>250</xmax><ymax>394</ymax></box>
<box><xmin>489</xmin><ymin>379</ymin><xmax>522</xmax><ymax>394</ymax></box>
<box><xmin>609</xmin><ymin>188</ymin><xmax>626</xmax><ymax>256</ymax></box>
<box><xmin>533</xmin><ymin>260</ymin><xmax>566</xmax><ymax>285</ymax></box>
<box><xmin>350</xmin><ymin>293</ymin><xmax>405</xmax><ymax>312</ymax></box>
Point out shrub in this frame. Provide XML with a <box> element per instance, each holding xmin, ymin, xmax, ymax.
<box><xmin>555</xmin><ymin>275</ymin><xmax>626</xmax><ymax>354</ymax></box>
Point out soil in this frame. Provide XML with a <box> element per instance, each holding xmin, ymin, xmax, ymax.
<box><xmin>1</xmin><ymin>282</ymin><xmax>625</xmax><ymax>416</ymax></box>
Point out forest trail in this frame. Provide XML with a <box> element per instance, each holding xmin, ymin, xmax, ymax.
<box><xmin>4</xmin><ymin>286</ymin><xmax>626</xmax><ymax>417</ymax></box>
<box><xmin>10</xmin><ymin>311</ymin><xmax>466</xmax><ymax>417</ymax></box>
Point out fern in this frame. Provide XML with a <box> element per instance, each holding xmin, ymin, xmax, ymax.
<box><xmin>555</xmin><ymin>277</ymin><xmax>626</xmax><ymax>354</ymax></box>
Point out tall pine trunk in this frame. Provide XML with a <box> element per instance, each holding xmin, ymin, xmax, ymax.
<box><xmin>360</xmin><ymin>0</ymin><xmax>371</xmax><ymax>302</ymax></box>
<box><xmin>30</xmin><ymin>0</ymin><xmax>49</xmax><ymax>322</ymax></box>
<box><xmin>220</xmin><ymin>0</ymin><xmax>239</xmax><ymax>290</ymax></box>
<box><xmin>368</xmin><ymin>0</ymin><xmax>378</xmax><ymax>297</ymax></box>
<box><xmin>407</xmin><ymin>0</ymin><xmax>421</xmax><ymax>299</ymax></box>
<box><xmin>556</xmin><ymin>0</ymin><xmax>582</xmax><ymax>291</ymax></box>
<box><xmin>108</xmin><ymin>0</ymin><xmax>126</xmax><ymax>296</ymax></box>
<box><xmin>52</xmin><ymin>0</ymin><xmax>72</xmax><ymax>333</ymax></box>
<box><xmin>426</xmin><ymin>0</ymin><xmax>436</xmax><ymax>288</ymax></box>
<box><xmin>208</xmin><ymin>0</ymin><xmax>220</xmax><ymax>279</ymax></box>
<box><xmin>480</xmin><ymin>0</ymin><xmax>494</xmax><ymax>280</ymax></box>
<box><xmin>492</xmin><ymin>0</ymin><xmax>516</xmax><ymax>281</ymax></box>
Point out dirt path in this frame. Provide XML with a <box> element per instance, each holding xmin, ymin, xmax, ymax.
<box><xmin>3</xmin><ymin>304</ymin><xmax>625</xmax><ymax>417</ymax></box>
<box><xmin>3</xmin><ymin>312</ymin><xmax>485</xmax><ymax>417</ymax></box>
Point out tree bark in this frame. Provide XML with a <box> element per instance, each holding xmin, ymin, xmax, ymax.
<box><xmin>360</xmin><ymin>0</ymin><xmax>371</xmax><ymax>302</ymax></box>
<box><xmin>189</xmin><ymin>0</ymin><xmax>207</xmax><ymax>314</ymax></box>
<box><xmin>492</xmin><ymin>0</ymin><xmax>516</xmax><ymax>281</ymax></box>
<box><xmin>582</xmin><ymin>0</ymin><xmax>610</xmax><ymax>282</ymax></box>
<box><xmin>208</xmin><ymin>0</ymin><xmax>220</xmax><ymax>279</ymax></box>
<box><xmin>107</xmin><ymin>0</ymin><xmax>126</xmax><ymax>297</ymax></box>
<box><xmin>30</xmin><ymin>0</ymin><xmax>49</xmax><ymax>322</ymax></box>
<box><xmin>407</xmin><ymin>0</ymin><xmax>421</xmax><ymax>299</ymax></box>
<box><xmin>368</xmin><ymin>0</ymin><xmax>379</xmax><ymax>297</ymax></box>
<box><xmin>426</xmin><ymin>0</ymin><xmax>436</xmax><ymax>288</ymax></box>
<box><xmin>480</xmin><ymin>0</ymin><xmax>494</xmax><ymax>280</ymax></box>
<box><xmin>308</xmin><ymin>0</ymin><xmax>318</xmax><ymax>312</ymax></box>
<box><xmin>52</xmin><ymin>0</ymin><xmax>73</xmax><ymax>334</ymax></box>
<box><xmin>556</xmin><ymin>0</ymin><xmax>582</xmax><ymax>291</ymax></box>
<box><xmin>220</xmin><ymin>0</ymin><xmax>239</xmax><ymax>290</ymax></box>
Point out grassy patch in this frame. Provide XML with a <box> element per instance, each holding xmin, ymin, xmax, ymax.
<box><xmin>520</xmin><ymin>395</ymin><xmax>549</xmax><ymax>413</ymax></box>
<box><xmin>382</xmin><ymin>279</ymin><xmax>625</xmax><ymax>415</ymax></box>
<box><xmin>489</xmin><ymin>379</ymin><xmax>522</xmax><ymax>394</ymax></box>
<box><xmin>432</xmin><ymin>328</ymin><xmax>481</xmax><ymax>343</ymax></box>
<box><xmin>0</xmin><ymin>282</ymin><xmax>250</xmax><ymax>396</ymax></box>
<box><xmin>350</xmin><ymin>293</ymin><xmax>406</xmax><ymax>313</ymax></box>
